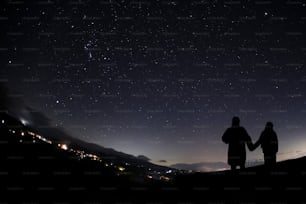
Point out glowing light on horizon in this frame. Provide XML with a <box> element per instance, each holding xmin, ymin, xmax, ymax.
<box><xmin>58</xmin><ymin>144</ymin><xmax>68</xmax><ymax>151</ymax></box>
<box><xmin>20</xmin><ymin>118</ymin><xmax>29</xmax><ymax>126</ymax></box>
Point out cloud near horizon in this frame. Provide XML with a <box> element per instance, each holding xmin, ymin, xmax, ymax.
<box><xmin>170</xmin><ymin>162</ymin><xmax>229</xmax><ymax>172</ymax></box>
<box><xmin>137</xmin><ymin>155</ymin><xmax>151</xmax><ymax>162</ymax></box>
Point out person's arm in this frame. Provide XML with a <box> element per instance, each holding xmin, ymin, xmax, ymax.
<box><xmin>244</xmin><ymin>128</ymin><xmax>254</xmax><ymax>151</ymax></box>
<box><xmin>222</xmin><ymin>129</ymin><xmax>229</xmax><ymax>144</ymax></box>
<box><xmin>252</xmin><ymin>132</ymin><xmax>263</xmax><ymax>151</ymax></box>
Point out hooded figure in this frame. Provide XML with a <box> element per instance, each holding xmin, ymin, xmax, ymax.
<box><xmin>222</xmin><ymin>116</ymin><xmax>253</xmax><ymax>170</ymax></box>
<box><xmin>253</xmin><ymin>122</ymin><xmax>278</xmax><ymax>166</ymax></box>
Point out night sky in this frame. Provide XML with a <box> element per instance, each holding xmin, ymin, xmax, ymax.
<box><xmin>1</xmin><ymin>0</ymin><xmax>306</xmax><ymax>169</ymax></box>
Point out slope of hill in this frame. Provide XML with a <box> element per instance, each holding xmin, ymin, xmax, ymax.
<box><xmin>21</xmin><ymin>114</ymin><xmax>173</xmax><ymax>174</ymax></box>
<box><xmin>0</xmin><ymin>111</ymin><xmax>176</xmax><ymax>202</ymax></box>
<box><xmin>1</xmin><ymin>112</ymin><xmax>306</xmax><ymax>203</ymax></box>
<box><xmin>0</xmin><ymin>112</ymin><xmax>176</xmax><ymax>177</ymax></box>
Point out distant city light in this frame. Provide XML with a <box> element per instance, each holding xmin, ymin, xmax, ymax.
<box><xmin>58</xmin><ymin>144</ymin><xmax>68</xmax><ymax>150</ymax></box>
<box><xmin>166</xmin><ymin>170</ymin><xmax>172</xmax><ymax>174</ymax></box>
<box><xmin>1</xmin><ymin>119</ymin><xmax>4</xmax><ymax>124</ymax></box>
<box><xmin>27</xmin><ymin>131</ymin><xmax>52</xmax><ymax>144</ymax></box>
<box><xmin>118</xmin><ymin>166</ymin><xmax>125</xmax><ymax>171</ymax></box>
<box><xmin>61</xmin><ymin>144</ymin><xmax>68</xmax><ymax>150</ymax></box>
<box><xmin>160</xmin><ymin>176</ymin><xmax>171</xmax><ymax>181</ymax></box>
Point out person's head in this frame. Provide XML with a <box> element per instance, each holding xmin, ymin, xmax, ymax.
<box><xmin>232</xmin><ymin>116</ymin><xmax>240</xmax><ymax>127</ymax></box>
<box><xmin>265</xmin><ymin>121</ymin><xmax>273</xmax><ymax>129</ymax></box>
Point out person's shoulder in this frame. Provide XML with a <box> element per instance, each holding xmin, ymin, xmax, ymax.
<box><xmin>239</xmin><ymin>126</ymin><xmax>247</xmax><ymax>131</ymax></box>
<box><xmin>225</xmin><ymin>126</ymin><xmax>232</xmax><ymax>130</ymax></box>
<box><xmin>272</xmin><ymin>129</ymin><xmax>277</xmax><ymax>135</ymax></box>
<box><xmin>259</xmin><ymin>130</ymin><xmax>265</xmax><ymax>137</ymax></box>
<box><xmin>224</xmin><ymin>127</ymin><xmax>231</xmax><ymax>132</ymax></box>
<box><xmin>263</xmin><ymin>128</ymin><xmax>274</xmax><ymax>134</ymax></box>
<box><xmin>260</xmin><ymin>129</ymin><xmax>269</xmax><ymax>138</ymax></box>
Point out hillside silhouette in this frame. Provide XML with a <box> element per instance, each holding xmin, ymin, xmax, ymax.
<box><xmin>1</xmin><ymin>112</ymin><xmax>306</xmax><ymax>203</ymax></box>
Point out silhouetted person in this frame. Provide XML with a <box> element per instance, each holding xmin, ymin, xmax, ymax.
<box><xmin>253</xmin><ymin>122</ymin><xmax>278</xmax><ymax>166</ymax></box>
<box><xmin>222</xmin><ymin>116</ymin><xmax>253</xmax><ymax>170</ymax></box>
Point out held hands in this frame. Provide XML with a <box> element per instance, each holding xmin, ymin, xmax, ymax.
<box><xmin>247</xmin><ymin>142</ymin><xmax>257</xmax><ymax>151</ymax></box>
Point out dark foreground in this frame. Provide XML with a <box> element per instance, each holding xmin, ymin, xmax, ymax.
<box><xmin>1</xmin><ymin>122</ymin><xmax>306</xmax><ymax>203</ymax></box>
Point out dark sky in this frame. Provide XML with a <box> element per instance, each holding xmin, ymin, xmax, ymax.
<box><xmin>1</xmin><ymin>0</ymin><xmax>306</xmax><ymax>168</ymax></box>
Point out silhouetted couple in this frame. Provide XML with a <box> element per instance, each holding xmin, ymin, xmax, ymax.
<box><xmin>222</xmin><ymin>116</ymin><xmax>278</xmax><ymax>170</ymax></box>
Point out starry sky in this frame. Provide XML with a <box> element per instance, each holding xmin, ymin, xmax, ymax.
<box><xmin>1</xmin><ymin>0</ymin><xmax>306</xmax><ymax>168</ymax></box>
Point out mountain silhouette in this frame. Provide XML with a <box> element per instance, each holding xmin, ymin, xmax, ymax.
<box><xmin>0</xmin><ymin>111</ymin><xmax>174</xmax><ymax>175</ymax></box>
